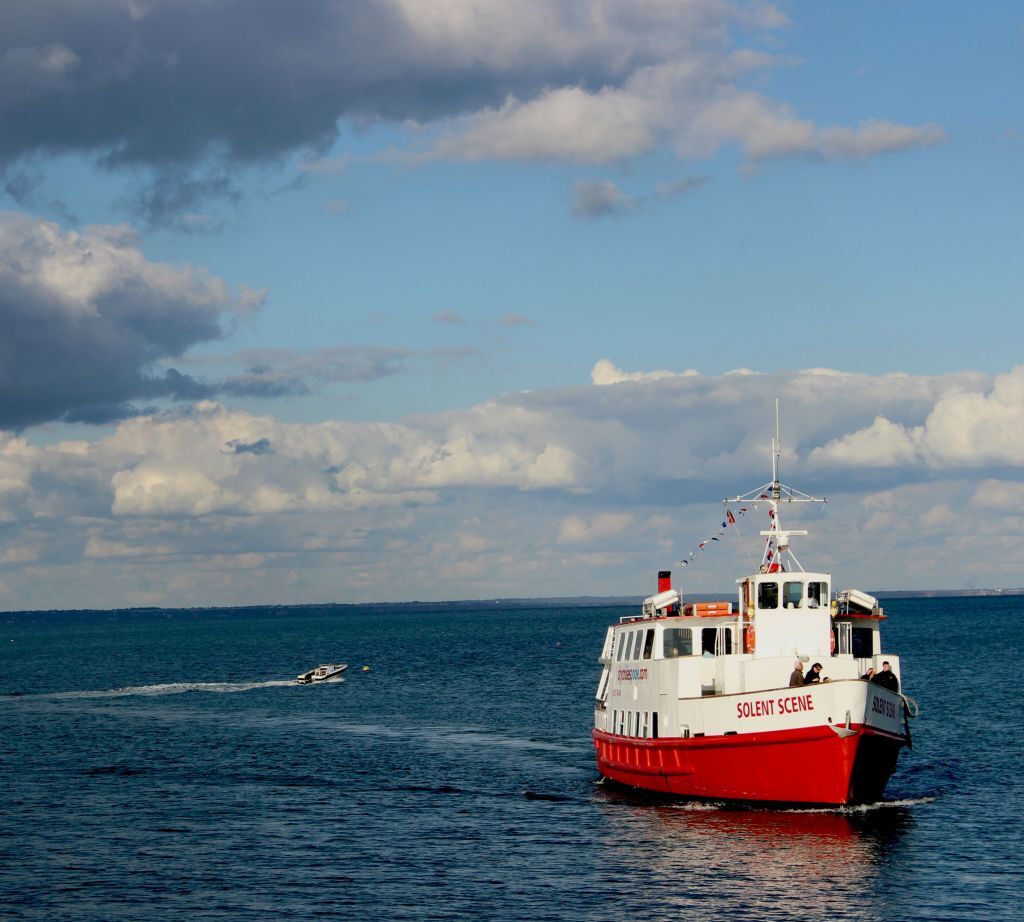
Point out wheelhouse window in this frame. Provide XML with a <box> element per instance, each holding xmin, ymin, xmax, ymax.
<box><xmin>663</xmin><ymin>627</ymin><xmax>693</xmax><ymax>658</ymax></box>
<box><xmin>616</xmin><ymin>632</ymin><xmax>626</xmax><ymax>661</ymax></box>
<box><xmin>852</xmin><ymin>626</ymin><xmax>874</xmax><ymax>658</ymax></box>
<box><xmin>758</xmin><ymin>581</ymin><xmax>779</xmax><ymax>610</ymax></box>
<box><xmin>702</xmin><ymin>627</ymin><xmax>733</xmax><ymax>655</ymax></box>
<box><xmin>807</xmin><ymin>581</ymin><xmax>827</xmax><ymax>608</ymax></box>
<box><xmin>783</xmin><ymin>581</ymin><xmax>803</xmax><ymax>608</ymax></box>
<box><xmin>642</xmin><ymin>629</ymin><xmax>655</xmax><ymax>660</ymax></box>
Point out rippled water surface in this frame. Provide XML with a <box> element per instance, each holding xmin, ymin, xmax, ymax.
<box><xmin>1</xmin><ymin>597</ymin><xmax>1021</xmax><ymax>920</ymax></box>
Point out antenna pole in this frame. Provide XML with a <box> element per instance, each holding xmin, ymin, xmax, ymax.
<box><xmin>771</xmin><ymin>397</ymin><xmax>780</xmax><ymax>499</ymax></box>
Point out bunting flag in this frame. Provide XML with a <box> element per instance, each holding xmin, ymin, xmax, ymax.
<box><xmin>676</xmin><ymin>503</ymin><xmax>759</xmax><ymax>567</ymax></box>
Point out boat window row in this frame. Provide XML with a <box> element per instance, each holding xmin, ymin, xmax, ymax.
<box><xmin>664</xmin><ymin>627</ymin><xmax>733</xmax><ymax>658</ymax></box>
<box><xmin>617</xmin><ymin>625</ymin><xmax>739</xmax><ymax>660</ymax></box>
<box><xmin>612</xmin><ymin>708</ymin><xmax>659</xmax><ymax>739</ymax></box>
<box><xmin>757</xmin><ymin>580</ymin><xmax>828</xmax><ymax>610</ymax></box>
<box><xmin>616</xmin><ymin>627</ymin><xmax>656</xmax><ymax>661</ymax></box>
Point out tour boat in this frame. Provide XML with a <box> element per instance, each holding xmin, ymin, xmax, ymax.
<box><xmin>592</xmin><ymin>416</ymin><xmax>916</xmax><ymax>806</ymax></box>
<box><xmin>296</xmin><ymin>663</ymin><xmax>348</xmax><ymax>684</ymax></box>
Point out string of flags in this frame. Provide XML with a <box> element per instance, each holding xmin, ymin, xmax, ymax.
<box><xmin>679</xmin><ymin>505</ymin><xmax>750</xmax><ymax>567</ymax></box>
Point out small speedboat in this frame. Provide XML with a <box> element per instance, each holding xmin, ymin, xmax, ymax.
<box><xmin>296</xmin><ymin>663</ymin><xmax>348</xmax><ymax>684</ymax></box>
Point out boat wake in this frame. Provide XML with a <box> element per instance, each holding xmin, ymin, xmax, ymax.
<box><xmin>782</xmin><ymin>796</ymin><xmax>936</xmax><ymax>814</ymax></box>
<box><xmin>28</xmin><ymin>679</ymin><xmax>301</xmax><ymax>699</ymax></box>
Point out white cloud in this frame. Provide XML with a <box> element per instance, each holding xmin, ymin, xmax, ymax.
<box><xmin>809</xmin><ymin>415</ymin><xmax>920</xmax><ymax>468</ymax></box>
<box><xmin>418</xmin><ymin>52</ymin><xmax>944</xmax><ymax>168</ymax></box>
<box><xmin>811</xmin><ymin>366</ymin><xmax>1024</xmax><ymax>469</ymax></box>
<box><xmin>681</xmin><ymin>92</ymin><xmax>946</xmax><ymax>161</ymax></box>
<box><xmin>0</xmin><ymin>211</ymin><xmax>260</xmax><ymax>428</ymax></box>
<box><xmin>429</xmin><ymin>85</ymin><xmax>661</xmax><ymax>163</ymax></box>
<box><xmin>3</xmin><ymin>362</ymin><xmax>1024</xmax><ymax>607</ymax></box>
<box><xmin>592</xmin><ymin>359</ymin><xmax>698</xmax><ymax>384</ymax></box>
<box><xmin>559</xmin><ymin>512</ymin><xmax>634</xmax><ymax>543</ymax></box>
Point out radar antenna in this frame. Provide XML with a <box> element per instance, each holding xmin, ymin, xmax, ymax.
<box><xmin>724</xmin><ymin>398</ymin><xmax>826</xmax><ymax>573</ymax></box>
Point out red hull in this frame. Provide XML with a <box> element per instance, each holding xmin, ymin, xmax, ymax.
<box><xmin>593</xmin><ymin>724</ymin><xmax>905</xmax><ymax>806</ymax></box>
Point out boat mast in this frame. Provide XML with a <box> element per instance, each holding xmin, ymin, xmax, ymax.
<box><xmin>725</xmin><ymin>398</ymin><xmax>825</xmax><ymax>573</ymax></box>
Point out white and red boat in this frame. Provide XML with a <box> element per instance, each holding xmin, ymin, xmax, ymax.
<box><xmin>592</xmin><ymin>416</ymin><xmax>916</xmax><ymax>806</ymax></box>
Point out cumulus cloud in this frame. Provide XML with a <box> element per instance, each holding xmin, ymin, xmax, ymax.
<box><xmin>3</xmin><ymin>363</ymin><xmax>1024</xmax><ymax>607</ymax></box>
<box><xmin>0</xmin><ymin>209</ymin><xmax>477</xmax><ymax>430</ymax></box>
<box><xmin>0</xmin><ymin>211</ymin><xmax>260</xmax><ymax>429</ymax></box>
<box><xmin>0</xmin><ymin>0</ymin><xmax>945</xmax><ymax>216</ymax></box>
<box><xmin>810</xmin><ymin>366</ymin><xmax>1024</xmax><ymax>469</ymax></box>
<box><xmin>422</xmin><ymin>58</ymin><xmax>943</xmax><ymax>168</ymax></box>
<box><xmin>0</xmin><ymin>1</ymin><xmax>726</xmax><ymax>169</ymax></box>
<box><xmin>591</xmin><ymin>359</ymin><xmax>698</xmax><ymax>385</ymax></box>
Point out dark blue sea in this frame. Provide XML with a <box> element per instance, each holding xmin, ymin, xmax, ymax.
<box><xmin>2</xmin><ymin>596</ymin><xmax>1022</xmax><ymax>921</ymax></box>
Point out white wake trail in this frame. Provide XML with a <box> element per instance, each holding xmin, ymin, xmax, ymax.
<box><xmin>35</xmin><ymin>679</ymin><xmax>304</xmax><ymax>699</ymax></box>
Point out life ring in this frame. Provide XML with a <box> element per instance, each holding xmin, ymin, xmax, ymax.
<box><xmin>830</xmin><ymin>630</ymin><xmax>836</xmax><ymax>655</ymax></box>
<box><xmin>745</xmin><ymin>624</ymin><xmax>756</xmax><ymax>654</ymax></box>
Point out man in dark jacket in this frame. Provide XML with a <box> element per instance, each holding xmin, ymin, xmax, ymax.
<box><xmin>871</xmin><ymin>660</ymin><xmax>900</xmax><ymax>692</ymax></box>
<box><xmin>789</xmin><ymin>661</ymin><xmax>804</xmax><ymax>686</ymax></box>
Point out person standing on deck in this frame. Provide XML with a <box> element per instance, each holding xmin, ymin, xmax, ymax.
<box><xmin>789</xmin><ymin>661</ymin><xmax>804</xmax><ymax>686</ymax></box>
<box><xmin>872</xmin><ymin>661</ymin><xmax>899</xmax><ymax>692</ymax></box>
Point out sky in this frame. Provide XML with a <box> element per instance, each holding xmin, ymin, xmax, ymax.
<box><xmin>1</xmin><ymin>0</ymin><xmax>1022</xmax><ymax>610</ymax></box>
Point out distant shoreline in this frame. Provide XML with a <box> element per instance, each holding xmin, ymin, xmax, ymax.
<box><xmin>4</xmin><ymin>587</ymin><xmax>1024</xmax><ymax>617</ymax></box>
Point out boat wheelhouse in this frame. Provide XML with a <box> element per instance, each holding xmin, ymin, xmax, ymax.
<box><xmin>592</xmin><ymin>411</ymin><xmax>915</xmax><ymax>806</ymax></box>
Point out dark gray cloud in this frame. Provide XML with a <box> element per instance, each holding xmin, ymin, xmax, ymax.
<box><xmin>0</xmin><ymin>211</ymin><xmax>252</xmax><ymax>429</ymax></box>
<box><xmin>229</xmin><ymin>346</ymin><xmax>412</xmax><ymax>385</ymax></box>
<box><xmin>0</xmin><ymin>0</ymin><xmax>712</xmax><ymax>171</ymax></box>
<box><xmin>228</xmin><ymin>437</ymin><xmax>272</xmax><ymax>456</ymax></box>
<box><xmin>120</xmin><ymin>168</ymin><xmax>239</xmax><ymax>231</ymax></box>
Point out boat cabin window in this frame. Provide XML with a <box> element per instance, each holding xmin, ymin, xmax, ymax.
<box><xmin>616</xmin><ymin>633</ymin><xmax>626</xmax><ymax>661</ymax></box>
<box><xmin>783</xmin><ymin>581</ymin><xmax>803</xmax><ymax>609</ymax></box>
<box><xmin>702</xmin><ymin>627</ymin><xmax>733</xmax><ymax>656</ymax></box>
<box><xmin>852</xmin><ymin>627</ymin><xmax>874</xmax><ymax>658</ymax></box>
<box><xmin>663</xmin><ymin>627</ymin><xmax>693</xmax><ymax>657</ymax></box>
<box><xmin>807</xmin><ymin>581</ymin><xmax>828</xmax><ymax>608</ymax></box>
<box><xmin>629</xmin><ymin>630</ymin><xmax>642</xmax><ymax>660</ymax></box>
<box><xmin>758</xmin><ymin>581</ymin><xmax>779</xmax><ymax>610</ymax></box>
<box><xmin>642</xmin><ymin>629</ymin><xmax>655</xmax><ymax>660</ymax></box>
